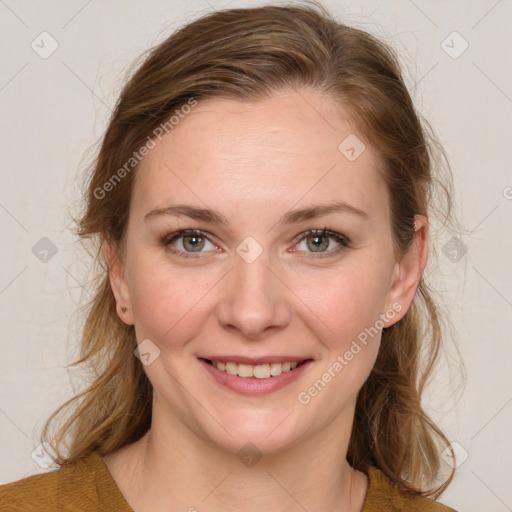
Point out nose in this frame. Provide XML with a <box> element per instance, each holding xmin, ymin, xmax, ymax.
<box><xmin>215</xmin><ymin>251</ymin><xmax>292</xmax><ymax>340</ymax></box>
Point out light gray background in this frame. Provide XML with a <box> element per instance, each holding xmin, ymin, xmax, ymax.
<box><xmin>1</xmin><ymin>1</ymin><xmax>511</xmax><ymax>510</ymax></box>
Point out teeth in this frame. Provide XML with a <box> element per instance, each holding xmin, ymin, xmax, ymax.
<box><xmin>237</xmin><ymin>364</ymin><xmax>254</xmax><ymax>378</ymax></box>
<box><xmin>253</xmin><ymin>364</ymin><xmax>270</xmax><ymax>379</ymax></box>
<box><xmin>209</xmin><ymin>360</ymin><xmax>303</xmax><ymax>378</ymax></box>
<box><xmin>225</xmin><ymin>362</ymin><xmax>238</xmax><ymax>376</ymax></box>
<box><xmin>270</xmin><ymin>363</ymin><xmax>283</xmax><ymax>376</ymax></box>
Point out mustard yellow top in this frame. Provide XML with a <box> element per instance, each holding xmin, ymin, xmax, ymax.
<box><xmin>0</xmin><ymin>452</ymin><xmax>457</xmax><ymax>511</ymax></box>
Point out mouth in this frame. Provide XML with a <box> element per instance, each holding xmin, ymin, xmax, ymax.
<box><xmin>199</xmin><ymin>356</ymin><xmax>313</xmax><ymax>395</ymax></box>
<box><xmin>202</xmin><ymin>358</ymin><xmax>312</xmax><ymax>379</ymax></box>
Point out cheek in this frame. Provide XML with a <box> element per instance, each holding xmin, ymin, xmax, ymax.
<box><xmin>293</xmin><ymin>267</ymin><xmax>386</xmax><ymax>414</ymax></box>
<box><xmin>128</xmin><ymin>256</ymin><xmax>217</xmax><ymax>345</ymax></box>
<box><xmin>292</xmin><ymin>261</ymin><xmax>391</xmax><ymax>396</ymax></box>
<box><xmin>297</xmin><ymin>263</ymin><xmax>390</xmax><ymax>343</ymax></box>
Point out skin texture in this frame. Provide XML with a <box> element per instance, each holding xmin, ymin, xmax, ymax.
<box><xmin>102</xmin><ymin>87</ymin><xmax>428</xmax><ymax>512</ymax></box>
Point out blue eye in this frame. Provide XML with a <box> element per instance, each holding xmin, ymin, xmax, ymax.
<box><xmin>161</xmin><ymin>228</ymin><xmax>350</xmax><ymax>260</ymax></box>
<box><xmin>293</xmin><ymin>229</ymin><xmax>350</xmax><ymax>256</ymax></box>
<box><xmin>162</xmin><ymin>229</ymin><xmax>218</xmax><ymax>259</ymax></box>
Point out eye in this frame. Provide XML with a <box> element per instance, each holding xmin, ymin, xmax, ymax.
<box><xmin>162</xmin><ymin>229</ymin><xmax>219</xmax><ymax>259</ymax></box>
<box><xmin>293</xmin><ymin>229</ymin><xmax>350</xmax><ymax>256</ymax></box>
<box><xmin>161</xmin><ymin>228</ymin><xmax>350</xmax><ymax>260</ymax></box>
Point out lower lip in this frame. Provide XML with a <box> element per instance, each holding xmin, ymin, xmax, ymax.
<box><xmin>199</xmin><ymin>359</ymin><xmax>313</xmax><ymax>395</ymax></box>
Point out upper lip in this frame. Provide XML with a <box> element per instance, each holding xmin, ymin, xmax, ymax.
<box><xmin>200</xmin><ymin>355</ymin><xmax>312</xmax><ymax>365</ymax></box>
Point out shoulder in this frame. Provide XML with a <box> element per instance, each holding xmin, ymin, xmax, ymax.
<box><xmin>0</xmin><ymin>466</ymin><xmax>61</xmax><ymax>511</ymax></box>
<box><xmin>363</xmin><ymin>466</ymin><xmax>458</xmax><ymax>512</ymax></box>
<box><xmin>0</xmin><ymin>452</ymin><xmax>132</xmax><ymax>512</ymax></box>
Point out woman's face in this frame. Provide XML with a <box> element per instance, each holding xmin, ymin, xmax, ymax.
<box><xmin>108</xmin><ymin>87</ymin><xmax>426</xmax><ymax>455</ymax></box>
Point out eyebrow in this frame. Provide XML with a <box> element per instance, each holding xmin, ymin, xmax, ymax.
<box><xmin>144</xmin><ymin>201</ymin><xmax>368</xmax><ymax>225</ymax></box>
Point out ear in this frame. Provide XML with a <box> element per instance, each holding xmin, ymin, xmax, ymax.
<box><xmin>102</xmin><ymin>239</ymin><xmax>135</xmax><ymax>326</ymax></box>
<box><xmin>383</xmin><ymin>215</ymin><xmax>428</xmax><ymax>327</ymax></box>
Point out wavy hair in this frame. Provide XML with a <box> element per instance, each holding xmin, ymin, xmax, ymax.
<box><xmin>42</xmin><ymin>1</ymin><xmax>459</xmax><ymax>498</ymax></box>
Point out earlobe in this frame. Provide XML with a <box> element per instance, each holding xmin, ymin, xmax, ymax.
<box><xmin>101</xmin><ymin>240</ymin><xmax>135</xmax><ymax>326</ymax></box>
<box><xmin>383</xmin><ymin>215</ymin><xmax>428</xmax><ymax>327</ymax></box>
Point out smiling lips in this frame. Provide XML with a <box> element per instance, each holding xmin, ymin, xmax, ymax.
<box><xmin>207</xmin><ymin>359</ymin><xmax>305</xmax><ymax>379</ymax></box>
<box><xmin>200</xmin><ymin>356</ymin><xmax>313</xmax><ymax>394</ymax></box>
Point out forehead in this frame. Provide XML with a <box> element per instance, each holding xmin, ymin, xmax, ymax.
<box><xmin>131</xmin><ymin>88</ymin><xmax>388</xmax><ymax>222</ymax></box>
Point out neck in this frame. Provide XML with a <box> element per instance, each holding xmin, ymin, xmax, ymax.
<box><xmin>103</xmin><ymin>402</ymin><xmax>368</xmax><ymax>512</ymax></box>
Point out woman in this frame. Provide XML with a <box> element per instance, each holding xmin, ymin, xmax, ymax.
<box><xmin>0</xmin><ymin>3</ymin><xmax>460</xmax><ymax>511</ymax></box>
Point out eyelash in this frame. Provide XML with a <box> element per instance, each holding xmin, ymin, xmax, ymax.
<box><xmin>160</xmin><ymin>228</ymin><xmax>350</xmax><ymax>260</ymax></box>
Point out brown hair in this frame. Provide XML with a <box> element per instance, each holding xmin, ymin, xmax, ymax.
<box><xmin>42</xmin><ymin>1</ymin><xmax>458</xmax><ymax>498</ymax></box>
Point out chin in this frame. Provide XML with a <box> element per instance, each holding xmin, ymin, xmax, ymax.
<box><xmin>196</xmin><ymin>408</ymin><xmax>306</xmax><ymax>457</ymax></box>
